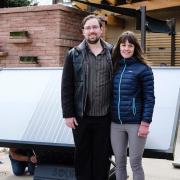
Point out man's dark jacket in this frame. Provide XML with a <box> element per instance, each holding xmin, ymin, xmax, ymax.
<box><xmin>61</xmin><ymin>39</ymin><xmax>113</xmax><ymax>118</ymax></box>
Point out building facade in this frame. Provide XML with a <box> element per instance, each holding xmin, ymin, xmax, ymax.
<box><xmin>0</xmin><ymin>4</ymin><xmax>87</xmax><ymax>67</ymax></box>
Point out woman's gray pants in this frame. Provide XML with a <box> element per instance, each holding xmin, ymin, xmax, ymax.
<box><xmin>110</xmin><ymin>122</ymin><xmax>147</xmax><ymax>180</ymax></box>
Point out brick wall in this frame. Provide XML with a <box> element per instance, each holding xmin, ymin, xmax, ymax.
<box><xmin>0</xmin><ymin>4</ymin><xmax>88</xmax><ymax>67</ymax></box>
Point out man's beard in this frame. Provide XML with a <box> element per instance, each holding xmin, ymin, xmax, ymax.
<box><xmin>87</xmin><ymin>35</ymin><xmax>100</xmax><ymax>44</ymax></box>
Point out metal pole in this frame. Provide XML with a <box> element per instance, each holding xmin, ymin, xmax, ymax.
<box><xmin>140</xmin><ymin>6</ymin><xmax>146</xmax><ymax>53</ymax></box>
<box><xmin>52</xmin><ymin>0</ymin><xmax>58</xmax><ymax>4</ymax></box>
<box><xmin>170</xmin><ymin>18</ymin><xmax>176</xmax><ymax>66</ymax></box>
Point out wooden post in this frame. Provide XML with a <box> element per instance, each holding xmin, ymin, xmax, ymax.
<box><xmin>52</xmin><ymin>0</ymin><xmax>59</xmax><ymax>4</ymax></box>
<box><xmin>170</xmin><ymin>18</ymin><xmax>176</xmax><ymax>66</ymax></box>
<box><xmin>140</xmin><ymin>6</ymin><xmax>146</xmax><ymax>53</ymax></box>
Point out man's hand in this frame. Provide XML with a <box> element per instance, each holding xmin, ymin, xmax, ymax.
<box><xmin>138</xmin><ymin>121</ymin><xmax>150</xmax><ymax>138</ymax></box>
<box><xmin>30</xmin><ymin>155</ymin><xmax>37</xmax><ymax>164</ymax></box>
<box><xmin>65</xmin><ymin>117</ymin><xmax>78</xmax><ymax>129</ymax></box>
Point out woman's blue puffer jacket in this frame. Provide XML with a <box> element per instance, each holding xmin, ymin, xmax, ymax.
<box><xmin>112</xmin><ymin>57</ymin><xmax>155</xmax><ymax>124</ymax></box>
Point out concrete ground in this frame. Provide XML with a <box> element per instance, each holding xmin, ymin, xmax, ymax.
<box><xmin>0</xmin><ymin>126</ymin><xmax>180</xmax><ymax>180</ymax></box>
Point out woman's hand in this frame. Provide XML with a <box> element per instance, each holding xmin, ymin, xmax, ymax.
<box><xmin>138</xmin><ymin>121</ymin><xmax>150</xmax><ymax>138</ymax></box>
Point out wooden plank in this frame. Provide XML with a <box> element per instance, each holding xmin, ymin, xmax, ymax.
<box><xmin>73</xmin><ymin>2</ymin><xmax>88</xmax><ymax>11</ymax></box>
<box><xmin>119</xmin><ymin>0</ymin><xmax>180</xmax><ymax>11</ymax></box>
<box><xmin>146</xmin><ymin>53</ymin><xmax>172</xmax><ymax>56</ymax></box>
<box><xmin>106</xmin><ymin>15</ymin><xmax>125</xmax><ymax>26</ymax></box>
<box><xmin>138</xmin><ymin>32</ymin><xmax>180</xmax><ymax>66</ymax></box>
<box><xmin>106</xmin><ymin>0</ymin><xmax>116</xmax><ymax>5</ymax></box>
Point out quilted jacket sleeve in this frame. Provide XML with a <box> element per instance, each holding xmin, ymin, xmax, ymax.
<box><xmin>140</xmin><ymin>66</ymin><xmax>155</xmax><ymax>123</ymax></box>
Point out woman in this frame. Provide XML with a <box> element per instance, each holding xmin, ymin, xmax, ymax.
<box><xmin>111</xmin><ymin>31</ymin><xmax>155</xmax><ymax>180</ymax></box>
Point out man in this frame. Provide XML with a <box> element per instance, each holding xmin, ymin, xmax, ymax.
<box><xmin>9</xmin><ymin>148</ymin><xmax>37</xmax><ymax>176</ymax></box>
<box><xmin>61</xmin><ymin>15</ymin><xmax>113</xmax><ymax>180</ymax></box>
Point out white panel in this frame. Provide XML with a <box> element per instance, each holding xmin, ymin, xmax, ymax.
<box><xmin>0</xmin><ymin>67</ymin><xmax>179</xmax><ymax>153</ymax></box>
<box><xmin>0</xmin><ymin>68</ymin><xmax>73</xmax><ymax>145</ymax></box>
<box><xmin>145</xmin><ymin>68</ymin><xmax>180</xmax><ymax>151</ymax></box>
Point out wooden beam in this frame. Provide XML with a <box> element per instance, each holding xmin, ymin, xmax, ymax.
<box><xmin>94</xmin><ymin>9</ymin><xmax>117</xmax><ymax>16</ymax></box>
<box><xmin>126</xmin><ymin>0</ymin><xmax>133</xmax><ymax>4</ymax></box>
<box><xmin>106</xmin><ymin>14</ymin><xmax>125</xmax><ymax>27</ymax></box>
<box><xmin>89</xmin><ymin>0</ymin><xmax>101</xmax><ymax>3</ymax></box>
<box><xmin>106</xmin><ymin>0</ymin><xmax>117</xmax><ymax>5</ymax></box>
<box><xmin>73</xmin><ymin>0</ymin><xmax>106</xmax><ymax>11</ymax></box>
<box><xmin>73</xmin><ymin>2</ymin><xmax>88</xmax><ymax>11</ymax></box>
<box><xmin>119</xmin><ymin>0</ymin><xmax>180</xmax><ymax>11</ymax></box>
<box><xmin>73</xmin><ymin>1</ymin><xmax>118</xmax><ymax>16</ymax></box>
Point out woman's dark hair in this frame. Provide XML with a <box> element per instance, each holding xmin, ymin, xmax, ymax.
<box><xmin>112</xmin><ymin>31</ymin><xmax>148</xmax><ymax>72</ymax></box>
<box><xmin>81</xmin><ymin>14</ymin><xmax>103</xmax><ymax>29</ymax></box>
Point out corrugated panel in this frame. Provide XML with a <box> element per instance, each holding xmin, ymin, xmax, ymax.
<box><xmin>0</xmin><ymin>68</ymin><xmax>73</xmax><ymax>146</ymax></box>
<box><xmin>0</xmin><ymin>67</ymin><xmax>180</xmax><ymax>160</ymax></box>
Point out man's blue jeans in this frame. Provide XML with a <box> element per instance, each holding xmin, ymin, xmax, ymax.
<box><xmin>9</xmin><ymin>155</ymin><xmax>36</xmax><ymax>176</ymax></box>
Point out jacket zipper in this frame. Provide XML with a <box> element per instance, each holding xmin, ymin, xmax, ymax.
<box><xmin>132</xmin><ymin>97</ymin><xmax>136</xmax><ymax>116</ymax></box>
<box><xmin>118</xmin><ymin>59</ymin><xmax>126</xmax><ymax>123</ymax></box>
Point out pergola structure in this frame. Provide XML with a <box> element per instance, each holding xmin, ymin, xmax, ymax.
<box><xmin>115</xmin><ymin>0</ymin><xmax>180</xmax><ymax>11</ymax></box>
<box><xmin>69</xmin><ymin>0</ymin><xmax>180</xmax><ymax>12</ymax></box>
<box><xmin>69</xmin><ymin>0</ymin><xmax>176</xmax><ymax>65</ymax></box>
<box><xmin>52</xmin><ymin>1</ymin><xmax>179</xmax><ymax>29</ymax></box>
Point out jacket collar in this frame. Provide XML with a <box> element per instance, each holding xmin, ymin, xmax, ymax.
<box><xmin>119</xmin><ymin>57</ymin><xmax>138</xmax><ymax>65</ymax></box>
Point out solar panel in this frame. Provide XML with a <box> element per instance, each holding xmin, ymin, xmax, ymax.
<box><xmin>0</xmin><ymin>67</ymin><xmax>179</xmax><ymax>160</ymax></box>
<box><xmin>0</xmin><ymin>68</ymin><xmax>73</xmax><ymax>148</ymax></box>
